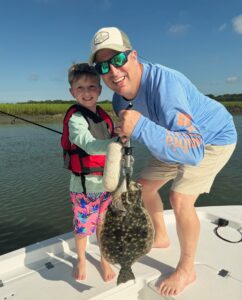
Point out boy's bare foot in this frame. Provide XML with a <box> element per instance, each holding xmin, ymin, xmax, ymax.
<box><xmin>74</xmin><ymin>258</ymin><xmax>86</xmax><ymax>281</ymax></box>
<box><xmin>157</xmin><ymin>267</ymin><xmax>196</xmax><ymax>296</ymax></box>
<box><xmin>101</xmin><ymin>257</ymin><xmax>116</xmax><ymax>282</ymax></box>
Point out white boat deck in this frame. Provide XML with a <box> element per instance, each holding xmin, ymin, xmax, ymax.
<box><xmin>0</xmin><ymin>206</ymin><xmax>242</xmax><ymax>300</ymax></box>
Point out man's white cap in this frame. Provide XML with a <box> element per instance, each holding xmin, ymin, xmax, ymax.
<box><xmin>88</xmin><ymin>27</ymin><xmax>132</xmax><ymax>65</ymax></box>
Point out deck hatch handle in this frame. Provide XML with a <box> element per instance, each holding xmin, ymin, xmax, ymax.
<box><xmin>218</xmin><ymin>269</ymin><xmax>229</xmax><ymax>277</ymax></box>
<box><xmin>45</xmin><ymin>262</ymin><xmax>54</xmax><ymax>269</ymax></box>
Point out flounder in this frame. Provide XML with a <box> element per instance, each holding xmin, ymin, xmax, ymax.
<box><xmin>100</xmin><ymin>180</ymin><xmax>154</xmax><ymax>285</ymax></box>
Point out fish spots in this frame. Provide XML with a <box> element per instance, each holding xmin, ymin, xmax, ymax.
<box><xmin>100</xmin><ymin>181</ymin><xmax>154</xmax><ymax>285</ymax></box>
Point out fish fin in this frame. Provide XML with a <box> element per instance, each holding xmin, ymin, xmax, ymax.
<box><xmin>117</xmin><ymin>266</ymin><xmax>135</xmax><ymax>285</ymax></box>
<box><xmin>111</xmin><ymin>178</ymin><xmax>127</xmax><ymax>212</ymax></box>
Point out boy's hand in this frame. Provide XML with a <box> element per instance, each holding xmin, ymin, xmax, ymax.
<box><xmin>116</xmin><ymin>110</ymin><xmax>141</xmax><ymax>138</ymax></box>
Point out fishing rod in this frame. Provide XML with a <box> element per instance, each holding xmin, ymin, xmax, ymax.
<box><xmin>0</xmin><ymin>110</ymin><xmax>62</xmax><ymax>135</ymax></box>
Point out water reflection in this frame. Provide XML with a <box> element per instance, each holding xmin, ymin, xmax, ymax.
<box><xmin>0</xmin><ymin>116</ymin><xmax>241</xmax><ymax>255</ymax></box>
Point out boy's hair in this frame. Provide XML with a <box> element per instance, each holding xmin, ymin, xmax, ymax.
<box><xmin>68</xmin><ymin>63</ymin><xmax>100</xmax><ymax>86</ymax></box>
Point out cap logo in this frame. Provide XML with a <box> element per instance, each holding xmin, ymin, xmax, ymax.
<box><xmin>94</xmin><ymin>31</ymin><xmax>110</xmax><ymax>45</ymax></box>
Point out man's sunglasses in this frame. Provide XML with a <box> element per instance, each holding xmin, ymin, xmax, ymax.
<box><xmin>94</xmin><ymin>50</ymin><xmax>132</xmax><ymax>75</ymax></box>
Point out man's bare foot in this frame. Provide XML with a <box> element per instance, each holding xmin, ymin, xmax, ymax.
<box><xmin>74</xmin><ymin>258</ymin><xmax>86</xmax><ymax>280</ymax></box>
<box><xmin>101</xmin><ymin>257</ymin><xmax>116</xmax><ymax>282</ymax></box>
<box><xmin>152</xmin><ymin>234</ymin><xmax>170</xmax><ymax>248</ymax></box>
<box><xmin>157</xmin><ymin>267</ymin><xmax>196</xmax><ymax>296</ymax></box>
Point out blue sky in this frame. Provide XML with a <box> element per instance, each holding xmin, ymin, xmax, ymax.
<box><xmin>0</xmin><ymin>0</ymin><xmax>241</xmax><ymax>103</ymax></box>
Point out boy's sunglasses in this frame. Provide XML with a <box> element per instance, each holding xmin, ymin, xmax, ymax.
<box><xmin>94</xmin><ymin>50</ymin><xmax>132</xmax><ymax>75</ymax></box>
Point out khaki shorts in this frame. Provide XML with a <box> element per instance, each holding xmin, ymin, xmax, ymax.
<box><xmin>140</xmin><ymin>144</ymin><xmax>236</xmax><ymax>195</ymax></box>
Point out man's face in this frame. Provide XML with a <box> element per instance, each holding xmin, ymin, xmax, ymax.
<box><xmin>95</xmin><ymin>49</ymin><xmax>140</xmax><ymax>99</ymax></box>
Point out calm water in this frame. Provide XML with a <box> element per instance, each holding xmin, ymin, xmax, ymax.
<box><xmin>0</xmin><ymin>116</ymin><xmax>242</xmax><ymax>255</ymax></box>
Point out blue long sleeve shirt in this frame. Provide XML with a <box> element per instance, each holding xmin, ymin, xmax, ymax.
<box><xmin>113</xmin><ymin>63</ymin><xmax>237</xmax><ymax>165</ymax></box>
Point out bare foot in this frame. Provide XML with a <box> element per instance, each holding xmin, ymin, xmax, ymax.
<box><xmin>101</xmin><ymin>257</ymin><xmax>116</xmax><ymax>282</ymax></box>
<box><xmin>157</xmin><ymin>267</ymin><xmax>196</xmax><ymax>296</ymax></box>
<box><xmin>152</xmin><ymin>234</ymin><xmax>170</xmax><ymax>248</ymax></box>
<box><xmin>74</xmin><ymin>258</ymin><xmax>86</xmax><ymax>281</ymax></box>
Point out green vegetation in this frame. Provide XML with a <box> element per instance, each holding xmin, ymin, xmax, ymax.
<box><xmin>221</xmin><ymin>101</ymin><xmax>242</xmax><ymax>107</ymax></box>
<box><xmin>207</xmin><ymin>94</ymin><xmax>242</xmax><ymax>102</ymax></box>
<box><xmin>0</xmin><ymin>101</ymin><xmax>114</xmax><ymax>115</ymax></box>
<box><xmin>220</xmin><ymin>101</ymin><xmax>242</xmax><ymax>114</ymax></box>
<box><xmin>0</xmin><ymin>103</ymin><xmax>71</xmax><ymax>115</ymax></box>
<box><xmin>0</xmin><ymin>95</ymin><xmax>242</xmax><ymax>118</ymax></box>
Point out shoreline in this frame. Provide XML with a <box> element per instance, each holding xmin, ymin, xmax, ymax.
<box><xmin>0</xmin><ymin>114</ymin><xmax>65</xmax><ymax>124</ymax></box>
<box><xmin>0</xmin><ymin>111</ymin><xmax>118</xmax><ymax>124</ymax></box>
<box><xmin>0</xmin><ymin>109</ymin><xmax>241</xmax><ymax>125</ymax></box>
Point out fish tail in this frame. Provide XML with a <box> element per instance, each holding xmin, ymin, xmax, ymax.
<box><xmin>117</xmin><ymin>266</ymin><xmax>135</xmax><ymax>285</ymax></box>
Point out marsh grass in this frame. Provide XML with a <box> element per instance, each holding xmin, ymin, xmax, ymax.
<box><xmin>0</xmin><ymin>102</ymin><xmax>114</xmax><ymax>115</ymax></box>
<box><xmin>0</xmin><ymin>101</ymin><xmax>240</xmax><ymax>120</ymax></box>
<box><xmin>221</xmin><ymin>101</ymin><xmax>242</xmax><ymax>107</ymax></box>
<box><xmin>0</xmin><ymin>103</ymin><xmax>70</xmax><ymax>115</ymax></box>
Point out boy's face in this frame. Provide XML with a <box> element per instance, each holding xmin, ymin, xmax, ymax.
<box><xmin>70</xmin><ymin>75</ymin><xmax>101</xmax><ymax>112</ymax></box>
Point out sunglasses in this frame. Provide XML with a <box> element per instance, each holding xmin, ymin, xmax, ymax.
<box><xmin>94</xmin><ymin>50</ymin><xmax>132</xmax><ymax>75</ymax></box>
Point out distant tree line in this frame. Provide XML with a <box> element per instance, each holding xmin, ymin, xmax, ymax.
<box><xmin>21</xmin><ymin>94</ymin><xmax>242</xmax><ymax>104</ymax></box>
<box><xmin>21</xmin><ymin>99</ymin><xmax>112</xmax><ymax>104</ymax></box>
<box><xmin>22</xmin><ymin>99</ymin><xmax>75</xmax><ymax>104</ymax></box>
<box><xmin>206</xmin><ymin>94</ymin><xmax>242</xmax><ymax>102</ymax></box>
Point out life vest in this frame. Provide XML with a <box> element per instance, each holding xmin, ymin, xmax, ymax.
<box><xmin>61</xmin><ymin>104</ymin><xmax>114</xmax><ymax>178</ymax></box>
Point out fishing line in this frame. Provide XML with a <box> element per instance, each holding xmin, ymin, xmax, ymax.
<box><xmin>0</xmin><ymin>56</ymin><xmax>147</xmax><ymax>135</ymax></box>
<box><xmin>0</xmin><ymin>110</ymin><xmax>62</xmax><ymax>135</ymax></box>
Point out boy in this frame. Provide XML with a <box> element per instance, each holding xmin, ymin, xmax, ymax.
<box><xmin>62</xmin><ymin>63</ymin><xmax>116</xmax><ymax>282</ymax></box>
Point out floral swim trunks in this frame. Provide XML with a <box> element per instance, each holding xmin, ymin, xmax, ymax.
<box><xmin>70</xmin><ymin>191</ymin><xmax>112</xmax><ymax>237</ymax></box>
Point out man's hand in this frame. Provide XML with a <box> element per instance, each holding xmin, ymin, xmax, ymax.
<box><xmin>116</xmin><ymin>110</ymin><xmax>141</xmax><ymax>139</ymax></box>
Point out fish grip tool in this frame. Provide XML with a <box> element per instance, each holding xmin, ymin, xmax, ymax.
<box><xmin>122</xmin><ymin>139</ymin><xmax>133</xmax><ymax>187</ymax></box>
<box><xmin>122</xmin><ymin>102</ymin><xmax>134</xmax><ymax>187</ymax></box>
<box><xmin>110</xmin><ymin>102</ymin><xmax>134</xmax><ymax>211</ymax></box>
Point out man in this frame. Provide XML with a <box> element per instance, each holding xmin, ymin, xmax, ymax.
<box><xmin>88</xmin><ymin>27</ymin><xmax>237</xmax><ymax>296</ymax></box>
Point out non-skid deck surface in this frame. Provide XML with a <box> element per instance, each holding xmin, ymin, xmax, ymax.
<box><xmin>0</xmin><ymin>206</ymin><xmax>241</xmax><ymax>300</ymax></box>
